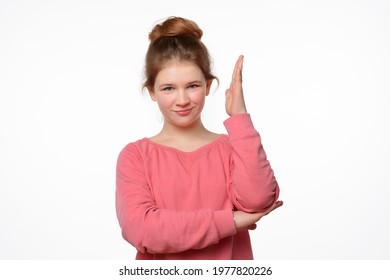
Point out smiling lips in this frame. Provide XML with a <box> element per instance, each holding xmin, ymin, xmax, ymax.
<box><xmin>174</xmin><ymin>108</ymin><xmax>194</xmax><ymax>116</ymax></box>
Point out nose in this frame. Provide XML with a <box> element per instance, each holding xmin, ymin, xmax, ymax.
<box><xmin>176</xmin><ymin>89</ymin><xmax>190</xmax><ymax>107</ymax></box>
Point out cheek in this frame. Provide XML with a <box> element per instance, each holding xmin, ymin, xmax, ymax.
<box><xmin>156</xmin><ymin>95</ymin><xmax>174</xmax><ymax>109</ymax></box>
<box><xmin>193</xmin><ymin>91</ymin><xmax>207</xmax><ymax>105</ymax></box>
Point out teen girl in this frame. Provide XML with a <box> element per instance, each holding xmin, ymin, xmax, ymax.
<box><xmin>116</xmin><ymin>17</ymin><xmax>282</xmax><ymax>260</ymax></box>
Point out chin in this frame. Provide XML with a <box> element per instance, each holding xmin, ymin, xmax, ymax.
<box><xmin>170</xmin><ymin>117</ymin><xmax>201</xmax><ymax>128</ymax></box>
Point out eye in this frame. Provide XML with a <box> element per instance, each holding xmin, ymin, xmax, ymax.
<box><xmin>162</xmin><ymin>86</ymin><xmax>174</xmax><ymax>92</ymax></box>
<box><xmin>188</xmin><ymin>84</ymin><xmax>199</xmax><ymax>89</ymax></box>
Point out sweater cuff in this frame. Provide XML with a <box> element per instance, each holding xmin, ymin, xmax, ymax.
<box><xmin>213</xmin><ymin>209</ymin><xmax>237</xmax><ymax>240</ymax></box>
<box><xmin>223</xmin><ymin>113</ymin><xmax>258</xmax><ymax>141</ymax></box>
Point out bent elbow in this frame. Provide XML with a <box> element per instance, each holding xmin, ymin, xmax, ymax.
<box><xmin>240</xmin><ymin>182</ymin><xmax>280</xmax><ymax>213</ymax></box>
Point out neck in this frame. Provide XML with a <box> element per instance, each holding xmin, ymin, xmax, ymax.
<box><xmin>159</xmin><ymin>118</ymin><xmax>209</xmax><ymax>140</ymax></box>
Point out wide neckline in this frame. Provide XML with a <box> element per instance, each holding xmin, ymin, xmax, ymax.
<box><xmin>143</xmin><ymin>134</ymin><xmax>226</xmax><ymax>154</ymax></box>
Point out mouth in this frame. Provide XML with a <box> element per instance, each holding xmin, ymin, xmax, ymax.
<box><xmin>174</xmin><ymin>107</ymin><xmax>194</xmax><ymax>116</ymax></box>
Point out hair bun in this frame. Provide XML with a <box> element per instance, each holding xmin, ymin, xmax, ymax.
<box><xmin>149</xmin><ymin>16</ymin><xmax>203</xmax><ymax>43</ymax></box>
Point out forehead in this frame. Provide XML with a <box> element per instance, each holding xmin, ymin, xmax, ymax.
<box><xmin>155</xmin><ymin>61</ymin><xmax>205</xmax><ymax>85</ymax></box>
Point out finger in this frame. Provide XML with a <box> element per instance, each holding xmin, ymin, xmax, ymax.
<box><xmin>264</xmin><ymin>200</ymin><xmax>284</xmax><ymax>215</ymax></box>
<box><xmin>236</xmin><ymin>55</ymin><xmax>244</xmax><ymax>82</ymax></box>
<box><xmin>247</xmin><ymin>224</ymin><xmax>257</xmax><ymax>230</ymax></box>
<box><xmin>275</xmin><ymin>200</ymin><xmax>284</xmax><ymax>209</ymax></box>
<box><xmin>231</xmin><ymin>55</ymin><xmax>244</xmax><ymax>83</ymax></box>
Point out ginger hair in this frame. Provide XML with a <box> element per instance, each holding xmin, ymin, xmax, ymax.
<box><xmin>143</xmin><ymin>17</ymin><xmax>218</xmax><ymax>90</ymax></box>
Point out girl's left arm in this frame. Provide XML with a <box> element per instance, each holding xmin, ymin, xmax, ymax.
<box><xmin>224</xmin><ymin>56</ymin><xmax>280</xmax><ymax>213</ymax></box>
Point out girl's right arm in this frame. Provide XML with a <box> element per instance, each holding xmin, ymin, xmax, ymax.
<box><xmin>115</xmin><ymin>143</ymin><xmax>237</xmax><ymax>255</ymax></box>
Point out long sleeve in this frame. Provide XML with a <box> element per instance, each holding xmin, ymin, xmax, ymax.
<box><xmin>224</xmin><ymin>113</ymin><xmax>280</xmax><ymax>213</ymax></box>
<box><xmin>115</xmin><ymin>143</ymin><xmax>237</xmax><ymax>255</ymax></box>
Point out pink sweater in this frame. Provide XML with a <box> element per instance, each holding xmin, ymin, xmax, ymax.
<box><xmin>116</xmin><ymin>113</ymin><xmax>279</xmax><ymax>260</ymax></box>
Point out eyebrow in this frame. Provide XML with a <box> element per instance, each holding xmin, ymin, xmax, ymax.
<box><xmin>158</xmin><ymin>83</ymin><xmax>173</xmax><ymax>87</ymax></box>
<box><xmin>187</xmin><ymin>80</ymin><xmax>203</xmax><ymax>85</ymax></box>
<box><xmin>158</xmin><ymin>81</ymin><xmax>203</xmax><ymax>88</ymax></box>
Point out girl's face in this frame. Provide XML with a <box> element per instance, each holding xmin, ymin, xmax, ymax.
<box><xmin>149</xmin><ymin>60</ymin><xmax>212</xmax><ymax>128</ymax></box>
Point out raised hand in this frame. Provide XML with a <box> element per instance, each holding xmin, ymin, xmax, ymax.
<box><xmin>234</xmin><ymin>201</ymin><xmax>284</xmax><ymax>231</ymax></box>
<box><xmin>225</xmin><ymin>55</ymin><xmax>247</xmax><ymax>117</ymax></box>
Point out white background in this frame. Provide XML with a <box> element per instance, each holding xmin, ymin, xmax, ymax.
<box><xmin>0</xmin><ymin>0</ymin><xmax>389</xmax><ymax>259</ymax></box>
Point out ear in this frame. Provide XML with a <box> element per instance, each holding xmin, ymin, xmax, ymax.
<box><xmin>205</xmin><ymin>80</ymin><xmax>213</xmax><ymax>96</ymax></box>
<box><xmin>147</xmin><ymin>86</ymin><xmax>157</xmax><ymax>101</ymax></box>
